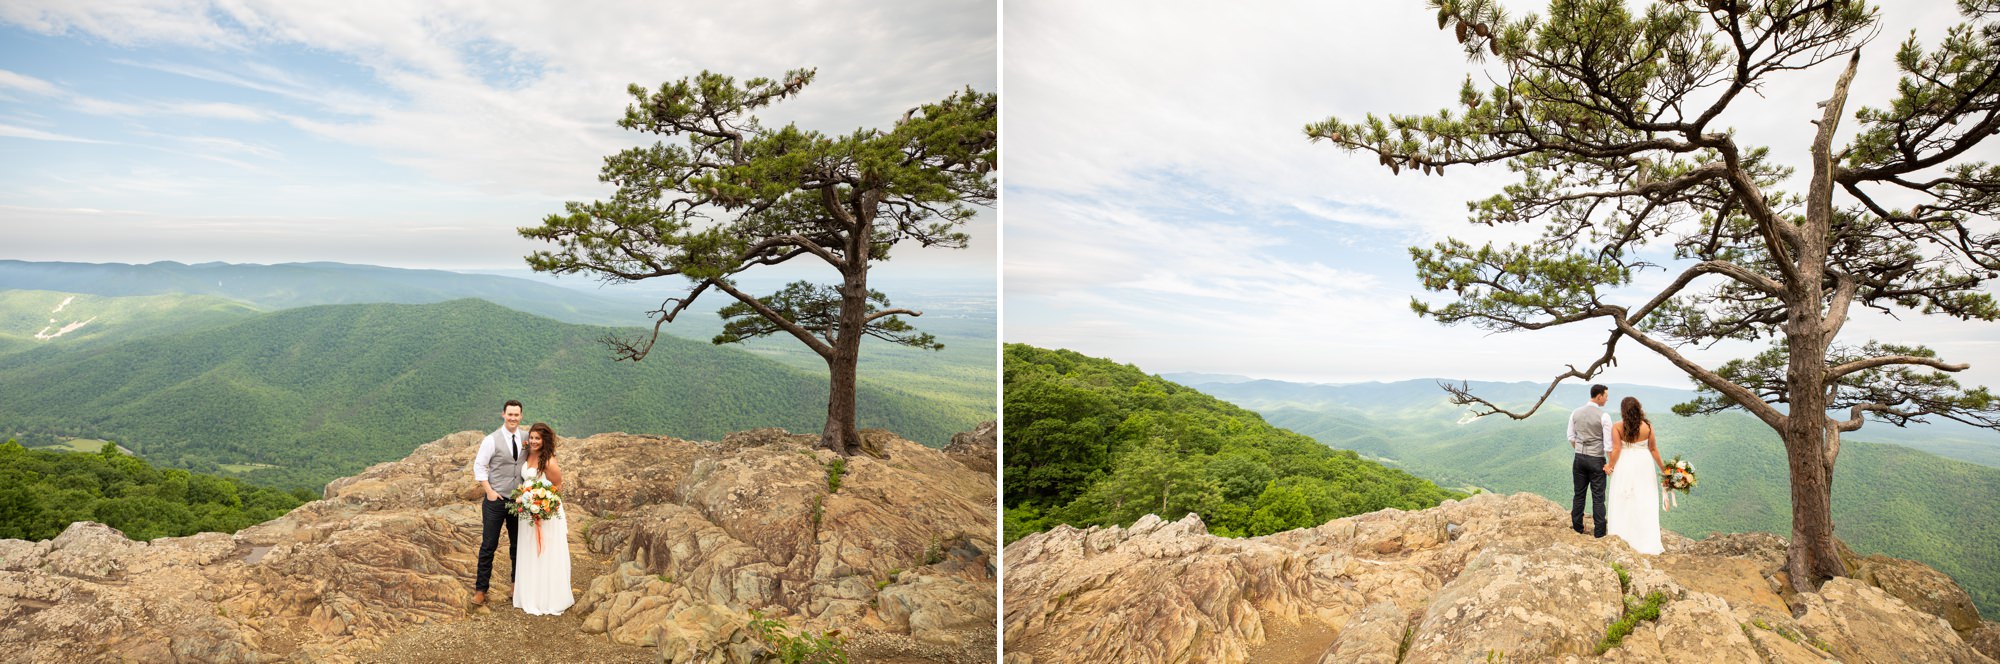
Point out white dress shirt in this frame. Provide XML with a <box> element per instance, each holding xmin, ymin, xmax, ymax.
<box><xmin>473</xmin><ymin>425</ymin><xmax>524</xmax><ymax>483</ymax></box>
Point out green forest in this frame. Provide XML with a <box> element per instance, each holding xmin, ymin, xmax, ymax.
<box><xmin>0</xmin><ymin>440</ymin><xmax>308</xmax><ymax>541</ymax></box>
<box><xmin>0</xmin><ymin>298</ymin><xmax>975</xmax><ymax>490</ymax></box>
<box><xmin>1003</xmin><ymin>344</ymin><xmax>1464</xmax><ymax>544</ymax></box>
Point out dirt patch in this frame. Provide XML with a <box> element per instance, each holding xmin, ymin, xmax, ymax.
<box><xmin>356</xmin><ymin>549</ymin><xmax>651</xmax><ymax>663</ymax></box>
<box><xmin>1243</xmin><ymin>616</ymin><xmax>1338</xmax><ymax>664</ymax></box>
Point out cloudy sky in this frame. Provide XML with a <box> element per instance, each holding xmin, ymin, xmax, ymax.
<box><xmin>1004</xmin><ymin>0</ymin><xmax>2000</xmax><ymax>392</ymax></box>
<box><xmin>0</xmin><ymin>0</ymin><xmax>996</xmax><ymax>280</ymax></box>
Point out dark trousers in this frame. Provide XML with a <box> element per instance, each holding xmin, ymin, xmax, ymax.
<box><xmin>475</xmin><ymin>496</ymin><xmax>518</xmax><ymax>592</ymax></box>
<box><xmin>1572</xmin><ymin>453</ymin><xmax>1607</xmax><ymax>537</ymax></box>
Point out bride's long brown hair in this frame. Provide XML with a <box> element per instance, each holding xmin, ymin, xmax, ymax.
<box><xmin>1620</xmin><ymin>397</ymin><xmax>1647</xmax><ymax>441</ymax></box>
<box><xmin>527</xmin><ymin>422</ymin><xmax>558</xmax><ymax>469</ymax></box>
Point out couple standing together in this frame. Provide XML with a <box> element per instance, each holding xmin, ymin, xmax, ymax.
<box><xmin>469</xmin><ymin>399</ymin><xmax>575</xmax><ymax>615</ymax></box>
<box><xmin>1569</xmin><ymin>385</ymin><xmax>1665</xmax><ymax>555</ymax></box>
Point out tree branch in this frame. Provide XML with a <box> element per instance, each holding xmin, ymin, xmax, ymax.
<box><xmin>604</xmin><ymin>280</ymin><xmax>715</xmax><ymax>362</ymax></box>
<box><xmin>1827</xmin><ymin>354</ymin><xmax>1969</xmax><ymax>380</ymax></box>
<box><xmin>1611</xmin><ymin>312</ymin><xmax>1787</xmax><ymax>427</ymax></box>
<box><xmin>1443</xmin><ymin>326</ymin><xmax>1624</xmax><ymax>420</ymax></box>
<box><xmin>864</xmin><ymin>307</ymin><xmax>921</xmax><ymax>323</ymax></box>
<box><xmin>709</xmin><ymin>279</ymin><xmax>836</xmax><ymax>358</ymax></box>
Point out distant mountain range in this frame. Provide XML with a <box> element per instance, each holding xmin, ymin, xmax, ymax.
<box><xmin>1162</xmin><ymin>373</ymin><xmax>2000</xmax><ymax>468</ymax></box>
<box><xmin>0</xmin><ymin>298</ymin><xmax>974</xmax><ymax>489</ymax></box>
<box><xmin>0</xmin><ymin>259</ymin><xmax>653</xmax><ymax>325</ymax></box>
<box><xmin>0</xmin><ymin>290</ymin><xmax>258</xmax><ymax>355</ymax></box>
<box><xmin>0</xmin><ymin>260</ymin><xmax>995</xmax><ymax>491</ymax></box>
<box><xmin>0</xmin><ymin>260</ymin><xmax>996</xmax><ymax>414</ymax></box>
<box><xmin>1164</xmin><ymin>372</ymin><xmax>2000</xmax><ymax>615</ymax></box>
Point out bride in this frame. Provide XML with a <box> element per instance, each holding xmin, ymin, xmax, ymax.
<box><xmin>513</xmin><ymin>422</ymin><xmax>574</xmax><ymax>615</ymax></box>
<box><xmin>1603</xmin><ymin>397</ymin><xmax>1664</xmax><ymax>555</ymax></box>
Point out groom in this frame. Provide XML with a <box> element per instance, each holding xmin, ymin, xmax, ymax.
<box><xmin>1568</xmin><ymin>384</ymin><xmax>1613</xmax><ymax>538</ymax></box>
<box><xmin>471</xmin><ymin>399</ymin><xmax>527</xmax><ymax>605</ymax></box>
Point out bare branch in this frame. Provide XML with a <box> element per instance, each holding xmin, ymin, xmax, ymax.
<box><xmin>604</xmin><ymin>280</ymin><xmax>716</xmax><ymax>362</ymax></box>
<box><xmin>1444</xmin><ymin>327</ymin><xmax>1623</xmax><ymax>420</ymax></box>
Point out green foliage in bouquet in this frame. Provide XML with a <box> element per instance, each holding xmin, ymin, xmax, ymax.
<box><xmin>506</xmin><ymin>478</ymin><xmax>565</xmax><ymax>522</ymax></box>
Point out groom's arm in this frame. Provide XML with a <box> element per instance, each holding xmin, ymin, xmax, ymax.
<box><xmin>472</xmin><ymin>434</ymin><xmax>499</xmax><ymax>501</ymax></box>
<box><xmin>1565</xmin><ymin>410</ymin><xmax>1577</xmax><ymax>446</ymax></box>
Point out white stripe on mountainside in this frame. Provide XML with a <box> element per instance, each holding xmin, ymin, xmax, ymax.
<box><xmin>34</xmin><ymin>317</ymin><xmax>95</xmax><ymax>340</ymax></box>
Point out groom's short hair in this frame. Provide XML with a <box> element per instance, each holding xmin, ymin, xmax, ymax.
<box><xmin>503</xmin><ymin>399</ymin><xmax>523</xmax><ymax>412</ymax></box>
<box><xmin>1589</xmin><ymin>384</ymin><xmax>1608</xmax><ymax>398</ymax></box>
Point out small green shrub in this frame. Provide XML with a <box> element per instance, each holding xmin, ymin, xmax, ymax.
<box><xmin>1595</xmin><ymin>591</ymin><xmax>1668</xmax><ymax>654</ymax></box>
<box><xmin>825</xmin><ymin>458</ymin><xmax>847</xmax><ymax>493</ymax></box>
<box><xmin>1610</xmin><ymin>561</ymin><xmax>1631</xmax><ymax>594</ymax></box>
<box><xmin>748</xmin><ymin>609</ymin><xmax>848</xmax><ymax>664</ymax></box>
<box><xmin>922</xmin><ymin>536</ymin><xmax>945</xmax><ymax>565</ymax></box>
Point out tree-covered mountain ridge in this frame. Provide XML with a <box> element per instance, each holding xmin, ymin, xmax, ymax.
<box><xmin>0</xmin><ymin>298</ymin><xmax>977</xmax><ymax>490</ymax></box>
<box><xmin>1002</xmin><ymin>344</ymin><xmax>1465</xmax><ymax>545</ymax></box>
<box><xmin>0</xmin><ymin>259</ymin><xmax>996</xmax><ymax>436</ymax></box>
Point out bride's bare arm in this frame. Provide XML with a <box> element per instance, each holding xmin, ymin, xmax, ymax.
<box><xmin>1647</xmin><ymin>424</ymin><xmax>1663</xmax><ymax>472</ymax></box>
<box><xmin>547</xmin><ymin>459</ymin><xmax>563</xmax><ymax>492</ymax></box>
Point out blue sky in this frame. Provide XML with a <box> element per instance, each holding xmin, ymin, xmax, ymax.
<box><xmin>0</xmin><ymin>1</ymin><xmax>996</xmax><ymax>280</ymax></box>
<box><xmin>1004</xmin><ymin>0</ymin><xmax>2000</xmax><ymax>389</ymax></box>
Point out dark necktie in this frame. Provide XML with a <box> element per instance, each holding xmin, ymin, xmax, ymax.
<box><xmin>511</xmin><ymin>433</ymin><xmax>518</xmax><ymax>460</ymax></box>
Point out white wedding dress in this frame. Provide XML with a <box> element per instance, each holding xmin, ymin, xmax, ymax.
<box><xmin>1605</xmin><ymin>428</ymin><xmax>1664</xmax><ymax>555</ymax></box>
<box><xmin>512</xmin><ymin>465</ymin><xmax>574</xmax><ymax>615</ymax></box>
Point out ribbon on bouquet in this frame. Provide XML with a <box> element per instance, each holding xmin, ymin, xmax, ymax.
<box><xmin>1661</xmin><ymin>484</ymin><xmax>1677</xmax><ymax>512</ymax></box>
<box><xmin>533</xmin><ymin>517</ymin><xmax>544</xmax><ymax>554</ymax></box>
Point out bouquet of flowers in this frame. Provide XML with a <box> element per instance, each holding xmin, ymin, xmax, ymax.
<box><xmin>507</xmin><ymin>478</ymin><xmax>564</xmax><ymax>552</ymax></box>
<box><xmin>1659</xmin><ymin>455</ymin><xmax>1696</xmax><ymax>511</ymax></box>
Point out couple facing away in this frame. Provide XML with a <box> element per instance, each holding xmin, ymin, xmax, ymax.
<box><xmin>1569</xmin><ymin>384</ymin><xmax>1666</xmax><ymax>555</ymax></box>
<box><xmin>469</xmin><ymin>399</ymin><xmax>575</xmax><ymax>615</ymax></box>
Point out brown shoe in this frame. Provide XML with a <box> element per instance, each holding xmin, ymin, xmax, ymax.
<box><xmin>471</xmin><ymin>591</ymin><xmax>487</xmax><ymax>605</ymax></box>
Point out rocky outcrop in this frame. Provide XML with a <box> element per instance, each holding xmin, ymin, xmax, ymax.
<box><xmin>943</xmin><ymin>421</ymin><xmax>997</xmax><ymax>475</ymax></box>
<box><xmin>0</xmin><ymin>427</ymin><xmax>996</xmax><ymax>663</ymax></box>
<box><xmin>1004</xmin><ymin>492</ymin><xmax>1993</xmax><ymax>664</ymax></box>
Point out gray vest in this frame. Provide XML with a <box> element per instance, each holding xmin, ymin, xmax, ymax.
<box><xmin>1570</xmin><ymin>403</ymin><xmax>1606</xmax><ymax>457</ymax></box>
<box><xmin>486</xmin><ymin>428</ymin><xmax>526</xmax><ymax>495</ymax></box>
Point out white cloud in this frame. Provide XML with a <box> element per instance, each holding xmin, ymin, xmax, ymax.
<box><xmin>0</xmin><ymin>0</ymin><xmax>242</xmax><ymax>47</ymax></box>
<box><xmin>0</xmin><ymin>123</ymin><xmax>115</xmax><ymax>144</ymax></box>
<box><xmin>0</xmin><ymin>0</ymin><xmax>996</xmax><ymax>272</ymax></box>
<box><xmin>159</xmin><ymin>134</ymin><xmax>281</xmax><ymax>159</ymax></box>
<box><xmin>0</xmin><ymin>69</ymin><xmax>57</xmax><ymax>96</ymax></box>
<box><xmin>38</xmin><ymin>1</ymin><xmax>998</xmax><ymax>201</ymax></box>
